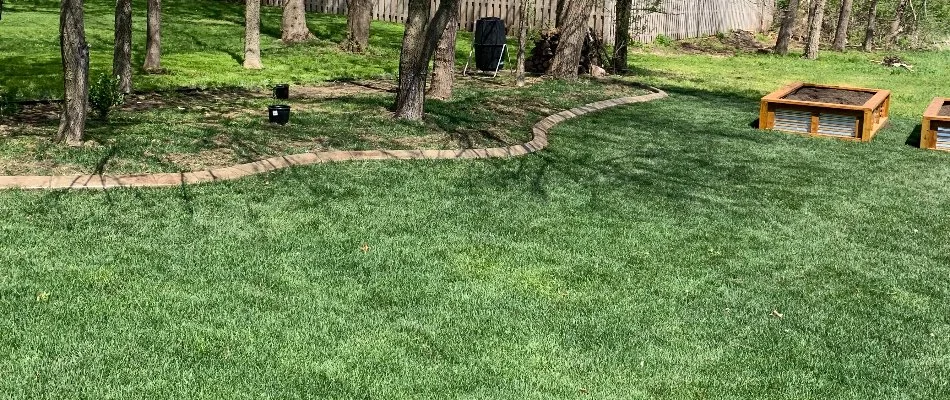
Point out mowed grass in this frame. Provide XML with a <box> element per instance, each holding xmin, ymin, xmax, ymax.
<box><xmin>2</xmin><ymin>0</ymin><xmax>950</xmax><ymax>398</ymax></box>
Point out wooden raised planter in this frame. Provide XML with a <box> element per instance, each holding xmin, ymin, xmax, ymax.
<box><xmin>920</xmin><ymin>98</ymin><xmax>950</xmax><ymax>151</ymax></box>
<box><xmin>759</xmin><ymin>82</ymin><xmax>891</xmax><ymax>142</ymax></box>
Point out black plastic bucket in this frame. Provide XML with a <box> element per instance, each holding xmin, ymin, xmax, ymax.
<box><xmin>274</xmin><ymin>84</ymin><xmax>290</xmax><ymax>100</ymax></box>
<box><xmin>474</xmin><ymin>17</ymin><xmax>507</xmax><ymax>71</ymax></box>
<box><xmin>268</xmin><ymin>105</ymin><xmax>290</xmax><ymax>125</ymax></box>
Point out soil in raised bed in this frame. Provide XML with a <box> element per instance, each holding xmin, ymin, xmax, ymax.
<box><xmin>940</xmin><ymin>103</ymin><xmax>950</xmax><ymax>117</ymax></box>
<box><xmin>783</xmin><ymin>86</ymin><xmax>875</xmax><ymax>106</ymax></box>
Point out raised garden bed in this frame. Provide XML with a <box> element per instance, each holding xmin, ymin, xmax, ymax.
<box><xmin>920</xmin><ymin>98</ymin><xmax>950</xmax><ymax>151</ymax></box>
<box><xmin>759</xmin><ymin>82</ymin><xmax>891</xmax><ymax>142</ymax></box>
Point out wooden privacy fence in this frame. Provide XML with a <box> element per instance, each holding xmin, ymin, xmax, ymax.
<box><xmin>261</xmin><ymin>0</ymin><xmax>775</xmax><ymax>45</ymax></box>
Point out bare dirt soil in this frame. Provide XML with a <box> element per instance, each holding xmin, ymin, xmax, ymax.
<box><xmin>784</xmin><ymin>87</ymin><xmax>875</xmax><ymax>106</ymax></box>
<box><xmin>940</xmin><ymin>103</ymin><xmax>950</xmax><ymax>117</ymax></box>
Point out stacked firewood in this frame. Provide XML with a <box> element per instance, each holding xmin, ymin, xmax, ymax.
<box><xmin>525</xmin><ymin>28</ymin><xmax>606</xmax><ymax>75</ymax></box>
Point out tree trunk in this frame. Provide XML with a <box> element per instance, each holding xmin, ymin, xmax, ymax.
<box><xmin>244</xmin><ymin>0</ymin><xmax>263</xmax><ymax>69</ymax></box>
<box><xmin>774</xmin><ymin>0</ymin><xmax>799</xmax><ymax>55</ymax></box>
<box><xmin>515</xmin><ymin>0</ymin><xmax>530</xmax><ymax>86</ymax></box>
<box><xmin>342</xmin><ymin>0</ymin><xmax>373</xmax><ymax>52</ymax></box>
<box><xmin>427</xmin><ymin>5</ymin><xmax>459</xmax><ymax>100</ymax></box>
<box><xmin>831</xmin><ymin>0</ymin><xmax>852</xmax><ymax>51</ymax></box>
<box><xmin>802</xmin><ymin>0</ymin><xmax>827</xmax><ymax>60</ymax></box>
<box><xmin>57</xmin><ymin>0</ymin><xmax>89</xmax><ymax>146</ymax></box>
<box><xmin>612</xmin><ymin>0</ymin><xmax>631</xmax><ymax>72</ymax></box>
<box><xmin>112</xmin><ymin>0</ymin><xmax>132</xmax><ymax>93</ymax></box>
<box><xmin>393</xmin><ymin>0</ymin><xmax>459</xmax><ymax>120</ymax></box>
<box><xmin>143</xmin><ymin>0</ymin><xmax>161</xmax><ymax>72</ymax></box>
<box><xmin>282</xmin><ymin>0</ymin><xmax>314</xmax><ymax>43</ymax></box>
<box><xmin>549</xmin><ymin>0</ymin><xmax>595</xmax><ymax>80</ymax></box>
<box><xmin>885</xmin><ymin>0</ymin><xmax>909</xmax><ymax>47</ymax></box>
<box><xmin>862</xmin><ymin>0</ymin><xmax>878</xmax><ymax>51</ymax></box>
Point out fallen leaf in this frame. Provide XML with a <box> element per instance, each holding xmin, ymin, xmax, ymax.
<box><xmin>770</xmin><ymin>309</ymin><xmax>784</xmax><ymax>319</ymax></box>
<box><xmin>36</xmin><ymin>291</ymin><xmax>50</xmax><ymax>302</ymax></box>
<box><xmin>360</xmin><ymin>243</ymin><xmax>369</xmax><ymax>252</ymax></box>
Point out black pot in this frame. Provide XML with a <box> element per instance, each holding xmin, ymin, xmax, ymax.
<box><xmin>268</xmin><ymin>105</ymin><xmax>290</xmax><ymax>125</ymax></box>
<box><xmin>274</xmin><ymin>84</ymin><xmax>290</xmax><ymax>100</ymax></box>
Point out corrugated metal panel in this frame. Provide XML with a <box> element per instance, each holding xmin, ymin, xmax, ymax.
<box><xmin>936</xmin><ymin>126</ymin><xmax>950</xmax><ymax>150</ymax></box>
<box><xmin>773</xmin><ymin>109</ymin><xmax>811</xmax><ymax>133</ymax></box>
<box><xmin>818</xmin><ymin>113</ymin><xmax>857</xmax><ymax>138</ymax></box>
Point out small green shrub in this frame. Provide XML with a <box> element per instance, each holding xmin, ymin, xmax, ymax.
<box><xmin>0</xmin><ymin>88</ymin><xmax>22</xmax><ymax>117</ymax></box>
<box><xmin>653</xmin><ymin>34</ymin><xmax>674</xmax><ymax>47</ymax></box>
<box><xmin>89</xmin><ymin>73</ymin><xmax>125</xmax><ymax>120</ymax></box>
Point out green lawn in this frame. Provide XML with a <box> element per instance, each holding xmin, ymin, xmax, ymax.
<box><xmin>2</xmin><ymin>1</ymin><xmax>950</xmax><ymax>398</ymax></box>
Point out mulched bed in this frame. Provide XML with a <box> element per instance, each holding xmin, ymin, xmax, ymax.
<box><xmin>783</xmin><ymin>86</ymin><xmax>875</xmax><ymax>106</ymax></box>
<box><xmin>940</xmin><ymin>103</ymin><xmax>950</xmax><ymax>117</ymax></box>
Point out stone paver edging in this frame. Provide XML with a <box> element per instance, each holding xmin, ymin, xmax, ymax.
<box><xmin>0</xmin><ymin>87</ymin><xmax>667</xmax><ymax>190</ymax></box>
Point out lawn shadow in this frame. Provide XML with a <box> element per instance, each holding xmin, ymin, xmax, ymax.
<box><xmin>905</xmin><ymin>124</ymin><xmax>922</xmax><ymax>148</ymax></box>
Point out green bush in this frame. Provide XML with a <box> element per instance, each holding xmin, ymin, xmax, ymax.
<box><xmin>653</xmin><ymin>34</ymin><xmax>674</xmax><ymax>47</ymax></box>
<box><xmin>89</xmin><ymin>73</ymin><xmax>124</xmax><ymax>120</ymax></box>
<box><xmin>0</xmin><ymin>88</ymin><xmax>21</xmax><ymax>117</ymax></box>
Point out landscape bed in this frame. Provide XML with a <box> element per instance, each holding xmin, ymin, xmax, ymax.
<box><xmin>920</xmin><ymin>97</ymin><xmax>950</xmax><ymax>151</ymax></box>
<box><xmin>758</xmin><ymin>82</ymin><xmax>891</xmax><ymax>141</ymax></box>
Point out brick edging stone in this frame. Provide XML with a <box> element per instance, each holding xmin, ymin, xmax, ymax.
<box><xmin>0</xmin><ymin>87</ymin><xmax>668</xmax><ymax>190</ymax></box>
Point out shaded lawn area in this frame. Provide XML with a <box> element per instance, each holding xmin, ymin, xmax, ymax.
<box><xmin>2</xmin><ymin>86</ymin><xmax>950</xmax><ymax>398</ymax></box>
<box><xmin>0</xmin><ymin>78</ymin><xmax>647</xmax><ymax>174</ymax></box>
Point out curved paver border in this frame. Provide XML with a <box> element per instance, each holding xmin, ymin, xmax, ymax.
<box><xmin>0</xmin><ymin>86</ymin><xmax>668</xmax><ymax>190</ymax></box>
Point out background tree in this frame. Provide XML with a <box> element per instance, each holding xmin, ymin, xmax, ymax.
<box><xmin>612</xmin><ymin>0</ymin><xmax>631</xmax><ymax>72</ymax></box>
<box><xmin>885</xmin><ymin>0</ymin><xmax>909</xmax><ymax>47</ymax></box>
<box><xmin>832</xmin><ymin>0</ymin><xmax>853</xmax><ymax>51</ymax></box>
<box><xmin>282</xmin><ymin>0</ymin><xmax>314</xmax><ymax>43</ymax></box>
<box><xmin>57</xmin><ymin>0</ymin><xmax>89</xmax><ymax>145</ymax></box>
<box><xmin>862</xmin><ymin>0</ymin><xmax>879</xmax><ymax>51</ymax></box>
<box><xmin>774</xmin><ymin>0</ymin><xmax>800</xmax><ymax>55</ymax></box>
<box><xmin>548</xmin><ymin>0</ymin><xmax>595</xmax><ymax>80</ymax></box>
<box><xmin>427</xmin><ymin>4</ymin><xmax>459</xmax><ymax>100</ymax></box>
<box><xmin>393</xmin><ymin>0</ymin><xmax>459</xmax><ymax>120</ymax></box>
<box><xmin>244</xmin><ymin>0</ymin><xmax>263</xmax><ymax>69</ymax></box>
<box><xmin>113</xmin><ymin>0</ymin><xmax>132</xmax><ymax>93</ymax></box>
<box><xmin>143</xmin><ymin>0</ymin><xmax>161</xmax><ymax>72</ymax></box>
<box><xmin>803</xmin><ymin>0</ymin><xmax>827</xmax><ymax>59</ymax></box>
<box><xmin>515</xmin><ymin>0</ymin><xmax>531</xmax><ymax>86</ymax></box>
<box><xmin>342</xmin><ymin>0</ymin><xmax>373</xmax><ymax>52</ymax></box>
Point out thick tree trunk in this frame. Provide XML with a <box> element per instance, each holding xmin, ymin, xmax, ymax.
<box><xmin>143</xmin><ymin>0</ymin><xmax>161</xmax><ymax>72</ymax></box>
<box><xmin>393</xmin><ymin>0</ymin><xmax>459</xmax><ymax>120</ymax></box>
<box><xmin>112</xmin><ymin>0</ymin><xmax>132</xmax><ymax>93</ymax></box>
<box><xmin>427</xmin><ymin>6</ymin><xmax>459</xmax><ymax>100</ymax></box>
<box><xmin>549</xmin><ymin>0</ymin><xmax>595</xmax><ymax>80</ymax></box>
<box><xmin>885</xmin><ymin>0</ymin><xmax>909</xmax><ymax>47</ymax></box>
<box><xmin>57</xmin><ymin>0</ymin><xmax>89</xmax><ymax>146</ymax></box>
<box><xmin>612</xmin><ymin>0</ymin><xmax>631</xmax><ymax>72</ymax></box>
<box><xmin>802</xmin><ymin>0</ymin><xmax>827</xmax><ymax>60</ymax></box>
<box><xmin>515</xmin><ymin>0</ymin><xmax>530</xmax><ymax>86</ymax></box>
<box><xmin>831</xmin><ymin>0</ymin><xmax>852</xmax><ymax>51</ymax></box>
<box><xmin>342</xmin><ymin>0</ymin><xmax>373</xmax><ymax>53</ymax></box>
<box><xmin>862</xmin><ymin>0</ymin><xmax>879</xmax><ymax>51</ymax></box>
<box><xmin>282</xmin><ymin>0</ymin><xmax>314</xmax><ymax>43</ymax></box>
<box><xmin>244</xmin><ymin>0</ymin><xmax>263</xmax><ymax>69</ymax></box>
<box><xmin>774</xmin><ymin>0</ymin><xmax>799</xmax><ymax>55</ymax></box>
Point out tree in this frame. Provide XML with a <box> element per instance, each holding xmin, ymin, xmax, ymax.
<box><xmin>427</xmin><ymin>5</ymin><xmax>459</xmax><ymax>100</ymax></box>
<box><xmin>112</xmin><ymin>0</ymin><xmax>132</xmax><ymax>93</ymax></box>
<box><xmin>612</xmin><ymin>0</ymin><xmax>631</xmax><ymax>72</ymax></box>
<box><xmin>548</xmin><ymin>0</ymin><xmax>595</xmax><ymax>80</ymax></box>
<box><xmin>774</xmin><ymin>0</ymin><xmax>800</xmax><ymax>55</ymax></box>
<box><xmin>515</xmin><ymin>0</ymin><xmax>531</xmax><ymax>86</ymax></box>
<box><xmin>803</xmin><ymin>0</ymin><xmax>827</xmax><ymax>60</ymax></box>
<box><xmin>393</xmin><ymin>0</ymin><xmax>459</xmax><ymax>120</ymax></box>
<box><xmin>885</xmin><ymin>0</ymin><xmax>909</xmax><ymax>47</ymax></box>
<box><xmin>832</xmin><ymin>0</ymin><xmax>853</xmax><ymax>51</ymax></box>
<box><xmin>282</xmin><ymin>0</ymin><xmax>314</xmax><ymax>43</ymax></box>
<box><xmin>862</xmin><ymin>0</ymin><xmax>879</xmax><ymax>51</ymax></box>
<box><xmin>244</xmin><ymin>0</ymin><xmax>263</xmax><ymax>69</ymax></box>
<box><xmin>143</xmin><ymin>0</ymin><xmax>161</xmax><ymax>72</ymax></box>
<box><xmin>57</xmin><ymin>0</ymin><xmax>89</xmax><ymax>145</ymax></box>
<box><xmin>342</xmin><ymin>0</ymin><xmax>374</xmax><ymax>53</ymax></box>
